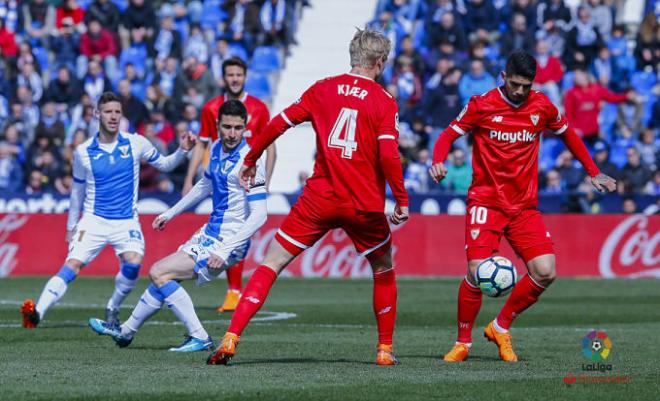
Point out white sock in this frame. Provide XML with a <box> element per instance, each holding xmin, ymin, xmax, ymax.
<box><xmin>493</xmin><ymin>319</ymin><xmax>509</xmax><ymax>333</ymax></box>
<box><xmin>35</xmin><ymin>276</ymin><xmax>69</xmax><ymax>319</ymax></box>
<box><xmin>107</xmin><ymin>271</ymin><xmax>138</xmax><ymax>311</ymax></box>
<box><xmin>163</xmin><ymin>284</ymin><xmax>208</xmax><ymax>340</ymax></box>
<box><xmin>121</xmin><ymin>286</ymin><xmax>163</xmax><ymax>337</ymax></box>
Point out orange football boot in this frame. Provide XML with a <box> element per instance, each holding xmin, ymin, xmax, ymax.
<box><xmin>207</xmin><ymin>332</ymin><xmax>240</xmax><ymax>365</ymax></box>
<box><xmin>443</xmin><ymin>342</ymin><xmax>470</xmax><ymax>362</ymax></box>
<box><xmin>217</xmin><ymin>290</ymin><xmax>241</xmax><ymax>313</ymax></box>
<box><xmin>376</xmin><ymin>343</ymin><xmax>400</xmax><ymax>365</ymax></box>
<box><xmin>21</xmin><ymin>299</ymin><xmax>40</xmax><ymax>328</ymax></box>
<box><xmin>484</xmin><ymin>321</ymin><xmax>518</xmax><ymax>362</ymax></box>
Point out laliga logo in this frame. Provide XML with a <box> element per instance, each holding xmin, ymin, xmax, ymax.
<box><xmin>0</xmin><ymin>214</ymin><xmax>30</xmax><ymax>277</ymax></box>
<box><xmin>599</xmin><ymin>215</ymin><xmax>660</xmax><ymax>278</ymax></box>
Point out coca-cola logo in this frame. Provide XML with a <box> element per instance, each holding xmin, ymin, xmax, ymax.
<box><xmin>599</xmin><ymin>215</ymin><xmax>659</xmax><ymax>278</ymax></box>
<box><xmin>0</xmin><ymin>214</ymin><xmax>30</xmax><ymax>277</ymax></box>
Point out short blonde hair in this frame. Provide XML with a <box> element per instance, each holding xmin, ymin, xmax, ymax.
<box><xmin>349</xmin><ymin>28</ymin><xmax>391</xmax><ymax>68</ymax></box>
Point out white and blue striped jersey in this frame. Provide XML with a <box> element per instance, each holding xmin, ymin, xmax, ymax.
<box><xmin>68</xmin><ymin>132</ymin><xmax>187</xmax><ymax>229</ymax></box>
<box><xmin>161</xmin><ymin>138</ymin><xmax>267</xmax><ymax>262</ymax></box>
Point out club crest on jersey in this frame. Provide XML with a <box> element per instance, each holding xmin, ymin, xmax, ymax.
<box><xmin>471</xmin><ymin>229</ymin><xmax>480</xmax><ymax>240</ymax></box>
<box><xmin>221</xmin><ymin>161</ymin><xmax>234</xmax><ymax>174</ymax></box>
<box><xmin>119</xmin><ymin>145</ymin><xmax>130</xmax><ymax>158</ymax></box>
<box><xmin>530</xmin><ymin>114</ymin><xmax>540</xmax><ymax>126</ymax></box>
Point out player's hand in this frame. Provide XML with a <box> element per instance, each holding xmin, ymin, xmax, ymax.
<box><xmin>390</xmin><ymin>205</ymin><xmax>409</xmax><ymax>225</ymax></box>
<box><xmin>429</xmin><ymin>162</ymin><xmax>448</xmax><ymax>183</ymax></box>
<box><xmin>179</xmin><ymin>131</ymin><xmax>197</xmax><ymax>151</ymax></box>
<box><xmin>590</xmin><ymin>173</ymin><xmax>617</xmax><ymax>193</ymax></box>
<box><xmin>206</xmin><ymin>253</ymin><xmax>225</xmax><ymax>270</ymax></box>
<box><xmin>239</xmin><ymin>165</ymin><xmax>257</xmax><ymax>192</ymax></box>
<box><xmin>66</xmin><ymin>229</ymin><xmax>75</xmax><ymax>243</ymax></box>
<box><xmin>152</xmin><ymin>214</ymin><xmax>169</xmax><ymax>231</ymax></box>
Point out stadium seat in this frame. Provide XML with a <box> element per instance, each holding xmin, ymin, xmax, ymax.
<box><xmin>250</xmin><ymin>46</ymin><xmax>282</xmax><ymax>74</ymax></box>
<box><xmin>32</xmin><ymin>46</ymin><xmax>49</xmax><ymax>74</ymax></box>
<box><xmin>111</xmin><ymin>0</ymin><xmax>128</xmax><ymax>12</ymax></box>
<box><xmin>245</xmin><ymin>72</ymin><xmax>271</xmax><ymax>100</ymax></box>
<box><xmin>201</xmin><ymin>0</ymin><xmax>227</xmax><ymax>30</ymax></box>
<box><xmin>228</xmin><ymin>43</ymin><xmax>249</xmax><ymax>62</ymax></box>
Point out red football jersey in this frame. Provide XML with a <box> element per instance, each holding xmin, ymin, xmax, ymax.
<box><xmin>280</xmin><ymin>73</ymin><xmax>401</xmax><ymax>212</ymax></box>
<box><xmin>449</xmin><ymin>87</ymin><xmax>568</xmax><ymax>214</ymax></box>
<box><xmin>198</xmin><ymin>92</ymin><xmax>270</xmax><ymax>146</ymax></box>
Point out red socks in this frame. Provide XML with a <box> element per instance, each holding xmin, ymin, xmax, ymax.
<box><xmin>226</xmin><ymin>260</ymin><xmax>244</xmax><ymax>292</ymax></box>
<box><xmin>457</xmin><ymin>277</ymin><xmax>483</xmax><ymax>344</ymax></box>
<box><xmin>373</xmin><ymin>269</ymin><xmax>397</xmax><ymax>345</ymax></box>
<box><xmin>227</xmin><ymin>265</ymin><xmax>278</xmax><ymax>336</ymax></box>
<box><xmin>496</xmin><ymin>274</ymin><xmax>545</xmax><ymax>330</ymax></box>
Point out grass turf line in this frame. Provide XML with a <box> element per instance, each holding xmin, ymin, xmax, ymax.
<box><xmin>1</xmin><ymin>277</ymin><xmax>658</xmax><ymax>401</ymax></box>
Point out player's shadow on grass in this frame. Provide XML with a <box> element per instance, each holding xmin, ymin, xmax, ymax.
<box><xmin>229</xmin><ymin>357</ymin><xmax>373</xmax><ymax>366</ymax></box>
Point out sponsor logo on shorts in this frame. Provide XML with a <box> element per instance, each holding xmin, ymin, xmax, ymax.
<box><xmin>129</xmin><ymin>230</ymin><xmax>142</xmax><ymax>240</ymax></box>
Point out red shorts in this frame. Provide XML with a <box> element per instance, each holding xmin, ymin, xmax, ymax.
<box><xmin>465</xmin><ymin>205</ymin><xmax>554</xmax><ymax>263</ymax></box>
<box><xmin>275</xmin><ymin>191</ymin><xmax>391</xmax><ymax>262</ymax></box>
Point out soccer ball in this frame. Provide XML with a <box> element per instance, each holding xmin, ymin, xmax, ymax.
<box><xmin>475</xmin><ymin>256</ymin><xmax>518</xmax><ymax>297</ymax></box>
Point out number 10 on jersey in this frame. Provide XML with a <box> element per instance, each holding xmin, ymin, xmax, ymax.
<box><xmin>328</xmin><ymin>107</ymin><xmax>358</xmax><ymax>159</ymax></box>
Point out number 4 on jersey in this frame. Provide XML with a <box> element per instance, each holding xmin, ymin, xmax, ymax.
<box><xmin>328</xmin><ymin>107</ymin><xmax>358</xmax><ymax>159</ymax></box>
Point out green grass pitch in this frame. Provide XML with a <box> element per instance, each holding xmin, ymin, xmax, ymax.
<box><xmin>1</xmin><ymin>277</ymin><xmax>659</xmax><ymax>401</ymax></box>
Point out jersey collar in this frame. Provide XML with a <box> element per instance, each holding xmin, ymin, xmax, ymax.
<box><xmin>497</xmin><ymin>86</ymin><xmax>524</xmax><ymax>108</ymax></box>
<box><xmin>224</xmin><ymin>92</ymin><xmax>249</xmax><ymax>102</ymax></box>
<box><xmin>90</xmin><ymin>132</ymin><xmax>128</xmax><ymax>149</ymax></box>
<box><xmin>346</xmin><ymin>72</ymin><xmax>374</xmax><ymax>81</ymax></box>
<box><xmin>219</xmin><ymin>138</ymin><xmax>247</xmax><ymax>161</ymax></box>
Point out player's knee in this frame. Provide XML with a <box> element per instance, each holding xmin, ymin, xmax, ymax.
<box><xmin>64</xmin><ymin>259</ymin><xmax>83</xmax><ymax>274</ymax></box>
<box><xmin>121</xmin><ymin>252</ymin><xmax>143</xmax><ymax>265</ymax></box>
<box><xmin>531</xmin><ymin>262</ymin><xmax>556</xmax><ymax>286</ymax></box>
<box><xmin>149</xmin><ymin>262</ymin><xmax>168</xmax><ymax>286</ymax></box>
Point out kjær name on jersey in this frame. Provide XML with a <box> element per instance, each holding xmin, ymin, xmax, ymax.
<box><xmin>489</xmin><ymin>129</ymin><xmax>538</xmax><ymax>143</ymax></box>
<box><xmin>337</xmin><ymin>85</ymin><xmax>368</xmax><ymax>100</ymax></box>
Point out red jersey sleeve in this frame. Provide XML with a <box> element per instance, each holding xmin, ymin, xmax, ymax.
<box><xmin>198</xmin><ymin>102</ymin><xmax>216</xmax><ymax>142</ymax></box>
<box><xmin>280</xmin><ymin>84</ymin><xmax>315</xmax><ymax>126</ymax></box>
<box><xmin>377</xmin><ymin>98</ymin><xmax>408</xmax><ymax>207</ymax></box>
<box><xmin>542</xmin><ymin>96</ymin><xmax>569</xmax><ymax>135</ymax></box>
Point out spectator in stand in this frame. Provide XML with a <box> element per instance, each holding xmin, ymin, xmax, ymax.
<box><xmin>425</xmin><ymin>39</ymin><xmax>464</xmax><ymax>73</ymax></box>
<box><xmin>120</xmin><ymin>63</ymin><xmax>146</xmax><ymax>102</ymax></box>
<box><xmin>55</xmin><ymin>0</ymin><xmax>85</xmax><ymax>34</ymax></box>
<box><xmin>173</xmin><ymin>56</ymin><xmax>216</xmax><ymax>107</ymax></box>
<box><xmin>536</xmin><ymin>0</ymin><xmax>572</xmax><ymax>33</ymax></box>
<box><xmin>534</xmin><ymin>39</ymin><xmax>563</xmax><ymax>105</ymax></box>
<box><xmin>503</xmin><ymin>0</ymin><xmax>537</xmax><ymax>32</ymax></box>
<box><xmin>427</xmin><ymin>11</ymin><xmax>467</xmax><ymax>51</ymax></box>
<box><xmin>397</xmin><ymin>117</ymin><xmax>429</xmax><ymax>163</ymax></box>
<box><xmin>144</xmin><ymin>85</ymin><xmax>177</xmax><ymax>123</ymax></box>
<box><xmin>0</xmin><ymin>1</ymin><xmax>19</xmax><ymax>34</ymax></box>
<box><xmin>396</xmin><ymin>35</ymin><xmax>425</xmax><ymax>77</ymax></box>
<box><xmin>423</xmin><ymin>66</ymin><xmax>462</xmax><ymax>147</ymax></box>
<box><xmin>153</xmin><ymin>6</ymin><xmax>182</xmax><ymax>62</ymax></box>
<box><xmin>118</xmin><ymin>79</ymin><xmax>149</xmax><ymax>132</ymax></box>
<box><xmin>541</xmin><ymin>168</ymin><xmax>563</xmax><ymax>194</ymax></box>
<box><xmin>458</xmin><ymin>59</ymin><xmax>495</xmax><ymax>105</ymax></box>
<box><xmin>464</xmin><ymin>0</ymin><xmax>499</xmax><ymax>41</ymax></box>
<box><xmin>607</xmin><ymin>25</ymin><xmax>628</xmax><ymax>63</ymax></box>
<box><xmin>180</xmin><ymin>103</ymin><xmax>200</xmax><ymax>134</ymax></box>
<box><xmin>563</xmin><ymin>68</ymin><xmax>633</xmax><ymax>145</ymax></box>
<box><xmin>2</xmin><ymin>124</ymin><xmax>25</xmax><ymax>164</ymax></box>
<box><xmin>391</xmin><ymin>55</ymin><xmax>423</xmax><ymax>119</ymax></box>
<box><xmin>0</xmin><ymin>19</ymin><xmax>18</xmax><ymax>63</ymax></box>
<box><xmin>622</xmin><ymin>196</ymin><xmax>637</xmax><ymax>214</ymax></box>
<box><xmin>184</xmin><ymin>24</ymin><xmax>209</xmax><ymax>65</ymax></box>
<box><xmin>148</xmin><ymin>108</ymin><xmax>175</xmax><ymax>145</ymax></box>
<box><xmin>7</xmin><ymin>102</ymin><xmax>36</xmax><ymax>148</ymax></box>
<box><xmin>585</xmin><ymin>0</ymin><xmax>612</xmax><ymax>41</ymax></box>
<box><xmin>153</xmin><ymin>56</ymin><xmax>178</xmax><ymax>98</ymax></box>
<box><xmin>444</xmin><ymin>148</ymin><xmax>472</xmax><ymax>194</ymax></box>
<box><xmin>25</xmin><ymin>169</ymin><xmax>45</xmax><ymax>194</ymax></box>
<box><xmin>33</xmin><ymin>148</ymin><xmax>62</xmax><ymax>189</ymax></box>
<box><xmin>500</xmin><ymin>13</ymin><xmax>535</xmax><ymax>57</ymax></box>
<box><xmin>81</xmin><ymin>59</ymin><xmax>112</xmax><ymax>104</ymax></box>
<box><xmin>45</xmin><ymin>67</ymin><xmax>81</xmax><ymax>112</ymax></box>
<box><xmin>224</xmin><ymin>0</ymin><xmax>262</xmax><ymax>56</ymax></box>
<box><xmin>644</xmin><ymin>170</ymin><xmax>660</xmax><ymax>196</ymax></box>
<box><xmin>591</xmin><ymin>45</ymin><xmax>630</xmax><ymax>93</ymax></box>
<box><xmin>66</xmin><ymin>94</ymin><xmax>96</xmax><ymax>143</ymax></box>
<box><xmin>16</xmin><ymin>62</ymin><xmax>43</xmax><ymax>103</ymax></box>
<box><xmin>260</xmin><ymin>0</ymin><xmax>288</xmax><ymax>50</ymax></box>
<box><xmin>368</xmin><ymin>10</ymin><xmax>404</xmax><ymax>64</ymax></box>
<box><xmin>49</xmin><ymin>18</ymin><xmax>80</xmax><ymax>72</ymax></box>
<box><xmin>405</xmin><ymin>148</ymin><xmax>433</xmax><ymax>193</ymax></box>
<box><xmin>634</xmin><ymin>13</ymin><xmax>660</xmax><ymax>72</ymax></box>
<box><xmin>54</xmin><ymin>169</ymin><xmax>73</xmax><ymax>195</ymax></box>
<box><xmin>84</xmin><ymin>0</ymin><xmax>122</xmax><ymax>35</ymax></box>
<box><xmin>619</xmin><ymin>147</ymin><xmax>652</xmax><ymax>194</ymax></box>
<box><xmin>0</xmin><ymin>140</ymin><xmax>23</xmax><ymax>193</ymax></box>
<box><xmin>637</xmin><ymin>128</ymin><xmax>658</xmax><ymax>170</ymax></box>
<box><xmin>35</xmin><ymin>102</ymin><xmax>66</xmax><ymax>147</ymax></box>
<box><xmin>534</xmin><ymin>16</ymin><xmax>566</xmax><ymax>58</ymax></box>
<box><xmin>17</xmin><ymin>42</ymin><xmax>40</xmax><ymax>74</ymax></box>
<box><xmin>210</xmin><ymin>38</ymin><xmax>236</xmax><ymax>87</ymax></box>
<box><xmin>120</xmin><ymin>26</ymin><xmax>152</xmax><ymax>80</ymax></box>
<box><xmin>593</xmin><ymin>140</ymin><xmax>619</xmax><ymax>180</ymax></box>
<box><xmin>120</xmin><ymin>0</ymin><xmax>157</xmax><ymax>49</ymax></box>
<box><xmin>469</xmin><ymin>40</ymin><xmax>497</xmax><ymax>77</ymax></box>
<box><xmin>22</xmin><ymin>0</ymin><xmax>55</xmax><ymax>46</ymax></box>
<box><xmin>78</xmin><ymin>19</ymin><xmax>118</xmax><ymax>83</ymax></box>
<box><xmin>15</xmin><ymin>86</ymin><xmax>40</xmax><ymax>138</ymax></box>
<box><xmin>555</xmin><ymin>150</ymin><xmax>584</xmax><ymax>191</ymax></box>
<box><xmin>564</xmin><ymin>7</ymin><xmax>602</xmax><ymax>70</ymax></box>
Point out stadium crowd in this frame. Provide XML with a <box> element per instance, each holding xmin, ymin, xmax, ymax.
<box><xmin>0</xmin><ymin>0</ymin><xmax>657</xmax><ymax>212</ymax></box>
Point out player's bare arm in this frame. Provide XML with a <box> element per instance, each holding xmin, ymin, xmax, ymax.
<box><xmin>590</xmin><ymin>173</ymin><xmax>617</xmax><ymax>193</ymax></box>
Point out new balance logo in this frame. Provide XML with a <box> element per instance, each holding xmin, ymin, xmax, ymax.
<box><xmin>492</xmin><ymin>116</ymin><xmax>503</xmax><ymax>123</ymax></box>
<box><xmin>378</xmin><ymin>306</ymin><xmax>392</xmax><ymax>315</ymax></box>
<box><xmin>245</xmin><ymin>296</ymin><xmax>261</xmax><ymax>304</ymax></box>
